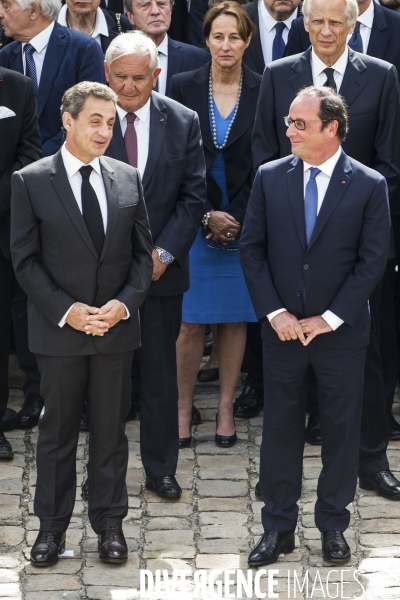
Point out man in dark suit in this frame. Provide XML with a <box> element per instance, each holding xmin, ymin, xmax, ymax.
<box><xmin>104</xmin><ymin>31</ymin><xmax>207</xmax><ymax>498</ymax></box>
<box><xmin>241</xmin><ymin>86</ymin><xmax>390</xmax><ymax>566</ymax></box>
<box><xmin>11</xmin><ymin>81</ymin><xmax>153</xmax><ymax>566</ymax></box>
<box><xmin>0</xmin><ymin>67</ymin><xmax>41</xmax><ymax>458</ymax></box>
<box><xmin>124</xmin><ymin>0</ymin><xmax>209</xmax><ymax>96</ymax></box>
<box><xmin>252</xmin><ymin>0</ymin><xmax>400</xmax><ymax>500</ymax></box>
<box><xmin>381</xmin><ymin>0</ymin><xmax>400</xmax><ymax>12</ymax></box>
<box><xmin>243</xmin><ymin>0</ymin><xmax>302</xmax><ymax>74</ymax></box>
<box><xmin>187</xmin><ymin>0</ymin><xmax>208</xmax><ymax>47</ymax></box>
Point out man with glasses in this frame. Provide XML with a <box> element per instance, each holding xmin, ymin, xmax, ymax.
<box><xmin>241</xmin><ymin>85</ymin><xmax>390</xmax><ymax>566</ymax></box>
<box><xmin>252</xmin><ymin>0</ymin><xmax>400</xmax><ymax>503</ymax></box>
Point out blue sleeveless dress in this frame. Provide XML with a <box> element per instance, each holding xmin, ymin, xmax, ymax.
<box><xmin>182</xmin><ymin>100</ymin><xmax>256</xmax><ymax>324</ymax></box>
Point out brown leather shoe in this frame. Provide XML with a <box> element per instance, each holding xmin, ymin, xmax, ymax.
<box><xmin>98</xmin><ymin>526</ymin><xmax>128</xmax><ymax>564</ymax></box>
<box><xmin>30</xmin><ymin>531</ymin><xmax>66</xmax><ymax>566</ymax></box>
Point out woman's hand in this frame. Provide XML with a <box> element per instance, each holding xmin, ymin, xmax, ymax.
<box><xmin>206</xmin><ymin>211</ymin><xmax>241</xmax><ymax>243</ymax></box>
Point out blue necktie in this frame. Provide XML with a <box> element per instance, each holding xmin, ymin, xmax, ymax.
<box><xmin>272</xmin><ymin>22</ymin><xmax>286</xmax><ymax>61</ymax></box>
<box><xmin>304</xmin><ymin>167</ymin><xmax>321</xmax><ymax>245</ymax></box>
<box><xmin>24</xmin><ymin>43</ymin><xmax>38</xmax><ymax>96</ymax></box>
<box><xmin>348</xmin><ymin>21</ymin><xmax>363</xmax><ymax>53</ymax></box>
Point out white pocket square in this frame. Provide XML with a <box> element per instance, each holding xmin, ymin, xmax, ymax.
<box><xmin>0</xmin><ymin>107</ymin><xmax>16</xmax><ymax>119</ymax></box>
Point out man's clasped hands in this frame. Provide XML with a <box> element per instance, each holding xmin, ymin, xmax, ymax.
<box><xmin>271</xmin><ymin>311</ymin><xmax>332</xmax><ymax>346</ymax></box>
<box><xmin>66</xmin><ymin>300</ymin><xmax>127</xmax><ymax>336</ymax></box>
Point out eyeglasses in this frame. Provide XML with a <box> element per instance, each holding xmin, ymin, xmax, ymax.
<box><xmin>284</xmin><ymin>116</ymin><xmax>328</xmax><ymax>130</ymax></box>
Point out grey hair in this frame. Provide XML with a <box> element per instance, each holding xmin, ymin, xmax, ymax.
<box><xmin>296</xmin><ymin>85</ymin><xmax>349</xmax><ymax>142</ymax></box>
<box><xmin>303</xmin><ymin>0</ymin><xmax>359</xmax><ymax>26</ymax></box>
<box><xmin>14</xmin><ymin>0</ymin><xmax>61</xmax><ymax>21</ymax></box>
<box><xmin>123</xmin><ymin>0</ymin><xmax>174</xmax><ymax>16</ymax></box>
<box><xmin>61</xmin><ymin>82</ymin><xmax>117</xmax><ymax>121</ymax></box>
<box><xmin>105</xmin><ymin>30</ymin><xmax>159</xmax><ymax>72</ymax></box>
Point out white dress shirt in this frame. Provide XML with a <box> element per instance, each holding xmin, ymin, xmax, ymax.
<box><xmin>22</xmin><ymin>21</ymin><xmax>55</xmax><ymax>86</ymax></box>
<box><xmin>116</xmin><ymin>99</ymin><xmax>150</xmax><ymax>179</ymax></box>
<box><xmin>311</xmin><ymin>46</ymin><xmax>349</xmax><ymax>92</ymax></box>
<box><xmin>156</xmin><ymin>34</ymin><xmax>169</xmax><ymax>96</ymax></box>
<box><xmin>258</xmin><ymin>1</ymin><xmax>299</xmax><ymax>66</ymax></box>
<box><xmin>267</xmin><ymin>147</ymin><xmax>344</xmax><ymax>331</ymax></box>
<box><xmin>58</xmin><ymin>143</ymin><xmax>129</xmax><ymax>326</ymax></box>
<box><xmin>347</xmin><ymin>0</ymin><xmax>374</xmax><ymax>54</ymax></box>
<box><xmin>57</xmin><ymin>5</ymin><xmax>109</xmax><ymax>49</ymax></box>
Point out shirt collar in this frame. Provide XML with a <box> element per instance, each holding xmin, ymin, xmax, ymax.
<box><xmin>259</xmin><ymin>1</ymin><xmax>299</xmax><ymax>33</ymax></box>
<box><xmin>358</xmin><ymin>0</ymin><xmax>374</xmax><ymax>29</ymax></box>
<box><xmin>157</xmin><ymin>33</ymin><xmax>168</xmax><ymax>56</ymax></box>
<box><xmin>116</xmin><ymin>97</ymin><xmax>151</xmax><ymax>125</ymax></box>
<box><xmin>61</xmin><ymin>142</ymin><xmax>102</xmax><ymax>178</ymax></box>
<box><xmin>303</xmin><ymin>146</ymin><xmax>343</xmax><ymax>178</ymax></box>
<box><xmin>57</xmin><ymin>6</ymin><xmax>109</xmax><ymax>38</ymax></box>
<box><xmin>311</xmin><ymin>45</ymin><xmax>349</xmax><ymax>78</ymax></box>
<box><xmin>23</xmin><ymin>21</ymin><xmax>54</xmax><ymax>53</ymax></box>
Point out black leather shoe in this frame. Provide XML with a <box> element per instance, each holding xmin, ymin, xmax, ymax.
<box><xmin>126</xmin><ymin>393</ymin><xmax>140</xmax><ymax>422</ymax></box>
<box><xmin>2</xmin><ymin>408</ymin><xmax>17</xmax><ymax>432</ymax></box>
<box><xmin>388</xmin><ymin>413</ymin><xmax>400</xmax><ymax>440</ymax></box>
<box><xmin>179</xmin><ymin>436</ymin><xmax>192</xmax><ymax>449</ymax></box>
<box><xmin>322</xmin><ymin>531</ymin><xmax>351</xmax><ymax>563</ymax></box>
<box><xmin>17</xmin><ymin>393</ymin><xmax>44</xmax><ymax>428</ymax></box>
<box><xmin>30</xmin><ymin>531</ymin><xmax>66</xmax><ymax>566</ymax></box>
<box><xmin>146</xmin><ymin>475</ymin><xmax>182</xmax><ymax>499</ymax></box>
<box><xmin>215</xmin><ymin>413</ymin><xmax>237</xmax><ymax>448</ymax></box>
<box><xmin>98</xmin><ymin>526</ymin><xmax>128</xmax><ymax>564</ymax></box>
<box><xmin>305</xmin><ymin>413</ymin><xmax>322</xmax><ymax>445</ymax></box>
<box><xmin>248</xmin><ymin>531</ymin><xmax>295</xmax><ymax>566</ymax></box>
<box><xmin>359</xmin><ymin>470</ymin><xmax>400</xmax><ymax>500</ymax></box>
<box><xmin>81</xmin><ymin>479</ymin><xmax>89</xmax><ymax>500</ymax></box>
<box><xmin>197</xmin><ymin>367</ymin><xmax>219</xmax><ymax>383</ymax></box>
<box><xmin>0</xmin><ymin>432</ymin><xmax>14</xmax><ymax>459</ymax></box>
<box><xmin>255</xmin><ymin>481</ymin><xmax>261</xmax><ymax>499</ymax></box>
<box><xmin>192</xmin><ymin>406</ymin><xmax>201</xmax><ymax>425</ymax></box>
<box><xmin>233</xmin><ymin>386</ymin><xmax>263</xmax><ymax>419</ymax></box>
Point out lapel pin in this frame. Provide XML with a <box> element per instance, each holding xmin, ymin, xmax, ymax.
<box><xmin>160</xmin><ymin>118</ymin><xmax>165</xmax><ymax>122</ymax></box>
<box><xmin>341</xmin><ymin>181</ymin><xmax>346</xmax><ymax>184</ymax></box>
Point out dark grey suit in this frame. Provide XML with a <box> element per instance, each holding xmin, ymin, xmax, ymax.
<box><xmin>11</xmin><ymin>151</ymin><xmax>153</xmax><ymax>532</ymax></box>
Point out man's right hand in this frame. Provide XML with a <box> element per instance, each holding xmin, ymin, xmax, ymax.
<box><xmin>270</xmin><ymin>311</ymin><xmax>306</xmax><ymax>343</ymax></box>
<box><xmin>66</xmin><ymin>303</ymin><xmax>109</xmax><ymax>336</ymax></box>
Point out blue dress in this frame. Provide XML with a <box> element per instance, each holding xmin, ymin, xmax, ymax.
<box><xmin>182</xmin><ymin>100</ymin><xmax>257</xmax><ymax>324</ymax></box>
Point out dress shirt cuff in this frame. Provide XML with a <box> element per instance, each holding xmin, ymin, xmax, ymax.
<box><xmin>58</xmin><ymin>304</ymin><xmax>75</xmax><ymax>328</ymax></box>
<box><xmin>322</xmin><ymin>310</ymin><xmax>344</xmax><ymax>331</ymax></box>
<box><xmin>267</xmin><ymin>308</ymin><xmax>287</xmax><ymax>322</ymax></box>
<box><xmin>121</xmin><ymin>303</ymin><xmax>130</xmax><ymax>320</ymax></box>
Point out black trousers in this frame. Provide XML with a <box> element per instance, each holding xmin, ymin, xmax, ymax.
<box><xmin>259</xmin><ymin>335</ymin><xmax>366</xmax><ymax>533</ymax></box>
<box><xmin>379</xmin><ymin>258</ymin><xmax>398</xmax><ymax>414</ymax></box>
<box><xmin>35</xmin><ymin>351</ymin><xmax>133</xmax><ymax>534</ymax></box>
<box><xmin>133</xmin><ymin>294</ymin><xmax>183</xmax><ymax>478</ymax></box>
<box><xmin>0</xmin><ymin>250</ymin><xmax>13</xmax><ymax>424</ymax></box>
<box><xmin>12</xmin><ymin>285</ymin><xmax>41</xmax><ymax>397</ymax></box>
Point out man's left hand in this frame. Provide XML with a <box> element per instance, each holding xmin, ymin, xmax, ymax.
<box><xmin>84</xmin><ymin>299</ymin><xmax>127</xmax><ymax>334</ymax></box>
<box><xmin>298</xmin><ymin>316</ymin><xmax>333</xmax><ymax>346</ymax></box>
<box><xmin>152</xmin><ymin>249</ymin><xmax>168</xmax><ymax>281</ymax></box>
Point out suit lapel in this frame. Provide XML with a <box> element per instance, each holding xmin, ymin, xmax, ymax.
<box><xmin>37</xmin><ymin>23</ymin><xmax>68</xmax><ymax>118</ymax></box>
<box><xmin>50</xmin><ymin>151</ymin><xmax>98</xmax><ymax>258</ymax></box>
<box><xmin>340</xmin><ymin>50</ymin><xmax>368</xmax><ymax>108</ymax></box>
<box><xmin>99</xmin><ymin>157</ymin><xmax>118</xmax><ymax>259</ymax></box>
<box><xmin>289</xmin><ymin>48</ymin><xmax>313</xmax><ymax>93</ymax></box>
<box><xmin>307</xmin><ymin>151</ymin><xmax>352</xmax><ymax>251</ymax></box>
<box><xmin>142</xmin><ymin>94</ymin><xmax>167</xmax><ymax>188</ymax></box>
<box><xmin>224</xmin><ymin>66</ymin><xmax>260</xmax><ymax>149</ymax></box>
<box><xmin>287</xmin><ymin>156</ymin><xmax>307</xmax><ymax>252</ymax></box>
<box><xmin>367</xmin><ymin>4</ymin><xmax>390</xmax><ymax>60</ymax></box>
<box><xmin>109</xmin><ymin>113</ymin><xmax>128</xmax><ymax>163</ymax></box>
<box><xmin>167</xmin><ymin>38</ymin><xmax>183</xmax><ymax>96</ymax></box>
<box><xmin>188</xmin><ymin>64</ymin><xmax>214</xmax><ymax>155</ymax></box>
<box><xmin>9</xmin><ymin>44</ymin><xmax>24</xmax><ymax>75</ymax></box>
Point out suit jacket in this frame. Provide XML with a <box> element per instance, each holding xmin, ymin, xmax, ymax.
<box><xmin>100</xmin><ymin>0</ymin><xmax>124</xmax><ymax>12</ymax></box>
<box><xmin>106</xmin><ymin>92</ymin><xmax>207</xmax><ymax>297</ymax></box>
<box><xmin>252</xmin><ymin>48</ymin><xmax>400</xmax><ymax>212</ymax></box>
<box><xmin>0</xmin><ymin>22</ymin><xmax>106</xmax><ymax>157</ymax></box>
<box><xmin>240</xmin><ymin>151</ymin><xmax>390</xmax><ymax>348</ymax></box>
<box><xmin>284</xmin><ymin>2</ymin><xmax>400</xmax><ymax>77</ymax></box>
<box><xmin>169</xmin><ymin>0</ymin><xmax>189</xmax><ymax>44</ymax></box>
<box><xmin>0</xmin><ymin>68</ymin><xmax>42</xmax><ymax>260</ymax></box>
<box><xmin>166</xmin><ymin>37</ymin><xmax>209</xmax><ymax>96</ymax></box>
<box><xmin>10</xmin><ymin>151</ymin><xmax>153</xmax><ymax>356</ymax></box>
<box><xmin>187</xmin><ymin>0</ymin><xmax>209</xmax><ymax>48</ymax></box>
<box><xmin>101</xmin><ymin>9</ymin><xmax>133</xmax><ymax>54</ymax></box>
<box><xmin>243</xmin><ymin>0</ymin><xmax>303</xmax><ymax>75</ymax></box>
<box><xmin>169</xmin><ymin>62</ymin><xmax>262</xmax><ymax>224</ymax></box>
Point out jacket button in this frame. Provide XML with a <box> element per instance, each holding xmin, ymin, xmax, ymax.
<box><xmin>303</xmin><ymin>264</ymin><xmax>309</xmax><ymax>270</ymax></box>
<box><xmin>225</xmin><ymin>157</ymin><xmax>233</xmax><ymax>164</ymax></box>
<box><xmin>227</xmin><ymin>182</ymin><xmax>235</xmax><ymax>189</ymax></box>
<box><xmin>295</xmin><ymin>292</ymin><xmax>301</xmax><ymax>297</ymax></box>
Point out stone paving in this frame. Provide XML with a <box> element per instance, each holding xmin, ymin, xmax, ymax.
<box><xmin>0</xmin><ymin>355</ymin><xmax>400</xmax><ymax>599</ymax></box>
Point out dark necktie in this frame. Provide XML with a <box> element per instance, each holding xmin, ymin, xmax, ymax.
<box><xmin>24</xmin><ymin>43</ymin><xmax>38</xmax><ymax>96</ymax></box>
<box><xmin>124</xmin><ymin>113</ymin><xmax>138</xmax><ymax>168</ymax></box>
<box><xmin>272</xmin><ymin>22</ymin><xmax>286</xmax><ymax>62</ymax></box>
<box><xmin>154</xmin><ymin>50</ymin><xmax>161</xmax><ymax>92</ymax></box>
<box><xmin>304</xmin><ymin>167</ymin><xmax>321</xmax><ymax>245</ymax></box>
<box><xmin>323</xmin><ymin>67</ymin><xmax>337</xmax><ymax>92</ymax></box>
<box><xmin>79</xmin><ymin>165</ymin><xmax>105</xmax><ymax>257</ymax></box>
<box><xmin>348</xmin><ymin>21</ymin><xmax>363</xmax><ymax>53</ymax></box>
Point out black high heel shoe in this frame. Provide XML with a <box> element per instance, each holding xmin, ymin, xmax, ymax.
<box><xmin>179</xmin><ymin>406</ymin><xmax>202</xmax><ymax>449</ymax></box>
<box><xmin>215</xmin><ymin>413</ymin><xmax>237</xmax><ymax>448</ymax></box>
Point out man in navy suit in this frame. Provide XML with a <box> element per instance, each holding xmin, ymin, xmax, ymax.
<box><xmin>241</xmin><ymin>86</ymin><xmax>390</xmax><ymax>566</ymax></box>
<box><xmin>124</xmin><ymin>0</ymin><xmax>209</xmax><ymax>96</ymax></box>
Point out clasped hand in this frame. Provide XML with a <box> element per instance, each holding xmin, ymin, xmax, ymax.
<box><xmin>66</xmin><ymin>300</ymin><xmax>127</xmax><ymax>336</ymax></box>
<box><xmin>271</xmin><ymin>312</ymin><xmax>332</xmax><ymax>346</ymax></box>
<box><xmin>206</xmin><ymin>211</ymin><xmax>241</xmax><ymax>244</ymax></box>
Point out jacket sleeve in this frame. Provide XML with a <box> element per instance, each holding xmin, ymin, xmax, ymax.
<box><xmin>252</xmin><ymin>66</ymin><xmax>281</xmax><ymax>171</ymax></box>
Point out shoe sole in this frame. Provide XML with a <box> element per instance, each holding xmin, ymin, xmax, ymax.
<box><xmin>248</xmin><ymin>538</ymin><xmax>295</xmax><ymax>567</ymax></box>
<box><xmin>99</xmin><ymin>554</ymin><xmax>128</xmax><ymax>564</ymax></box>
<box><xmin>359</xmin><ymin>481</ymin><xmax>400</xmax><ymax>500</ymax></box>
<box><xmin>233</xmin><ymin>410</ymin><xmax>261</xmax><ymax>419</ymax></box>
<box><xmin>0</xmin><ymin>452</ymin><xmax>14</xmax><ymax>460</ymax></box>
<box><xmin>305</xmin><ymin>436</ymin><xmax>322</xmax><ymax>446</ymax></box>
<box><xmin>145</xmin><ymin>482</ymin><xmax>181</xmax><ymax>499</ymax></box>
<box><xmin>322</xmin><ymin>554</ymin><xmax>351</xmax><ymax>563</ymax></box>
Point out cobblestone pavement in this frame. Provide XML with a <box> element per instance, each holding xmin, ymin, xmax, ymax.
<box><xmin>1</xmin><ymin>356</ymin><xmax>400</xmax><ymax>599</ymax></box>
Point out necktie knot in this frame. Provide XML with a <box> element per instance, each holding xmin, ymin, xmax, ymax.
<box><xmin>354</xmin><ymin>21</ymin><xmax>361</xmax><ymax>33</ymax></box>
<box><xmin>275</xmin><ymin>22</ymin><xmax>286</xmax><ymax>35</ymax></box>
<box><xmin>126</xmin><ymin>113</ymin><xmax>137</xmax><ymax>124</ymax></box>
<box><xmin>323</xmin><ymin>67</ymin><xmax>337</xmax><ymax>92</ymax></box>
<box><xmin>309</xmin><ymin>167</ymin><xmax>321</xmax><ymax>181</ymax></box>
<box><xmin>79</xmin><ymin>165</ymin><xmax>93</xmax><ymax>180</ymax></box>
<box><xmin>24</xmin><ymin>42</ymin><xmax>35</xmax><ymax>58</ymax></box>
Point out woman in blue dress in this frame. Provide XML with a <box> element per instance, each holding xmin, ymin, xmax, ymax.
<box><xmin>169</xmin><ymin>1</ymin><xmax>261</xmax><ymax>448</ymax></box>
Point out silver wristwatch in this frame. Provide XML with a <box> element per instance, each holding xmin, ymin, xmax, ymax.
<box><xmin>154</xmin><ymin>246</ymin><xmax>174</xmax><ymax>265</ymax></box>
